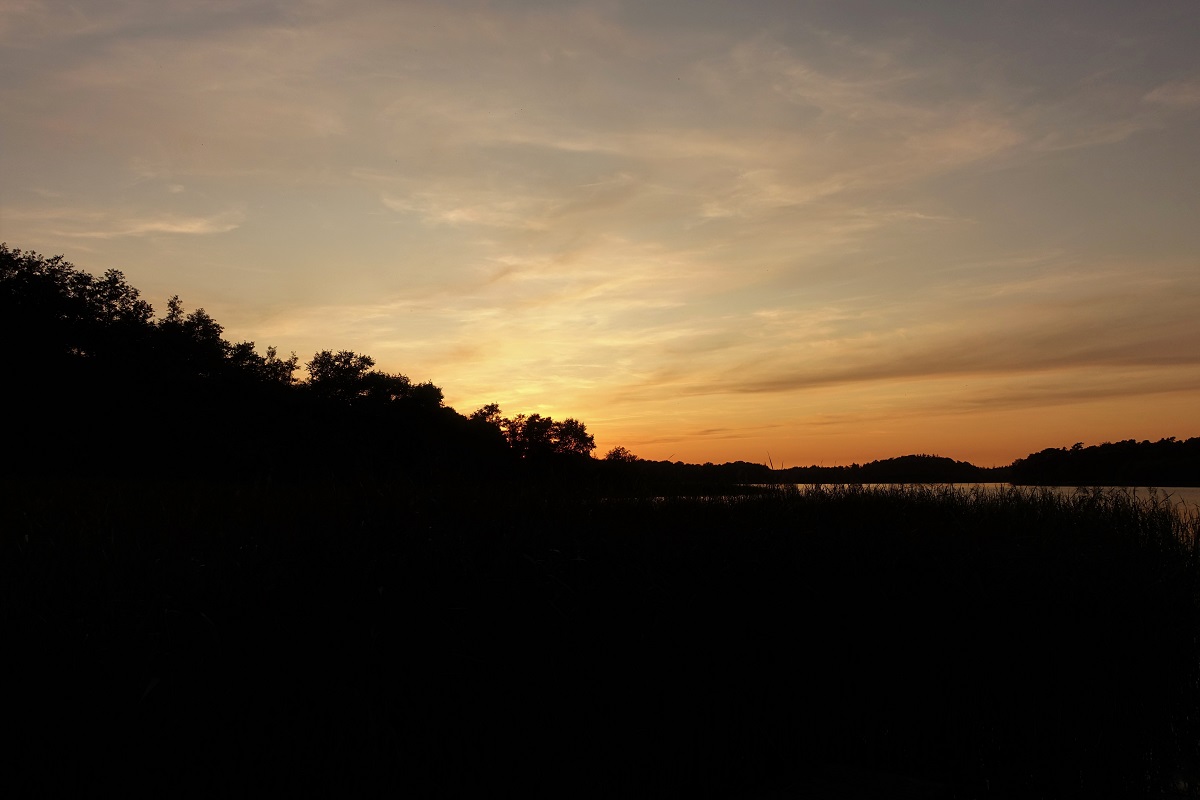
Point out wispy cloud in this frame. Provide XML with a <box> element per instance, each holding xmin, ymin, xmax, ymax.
<box><xmin>1144</xmin><ymin>78</ymin><xmax>1200</xmax><ymax>109</ymax></box>
<box><xmin>596</xmin><ymin>262</ymin><xmax>1200</xmax><ymax>405</ymax></box>
<box><xmin>51</xmin><ymin>209</ymin><xmax>244</xmax><ymax>239</ymax></box>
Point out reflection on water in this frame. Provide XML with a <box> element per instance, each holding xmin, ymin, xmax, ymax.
<box><xmin>790</xmin><ymin>483</ymin><xmax>1200</xmax><ymax>515</ymax></box>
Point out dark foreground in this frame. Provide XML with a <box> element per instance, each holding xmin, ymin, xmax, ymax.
<box><xmin>6</xmin><ymin>480</ymin><xmax>1199</xmax><ymax>798</ymax></box>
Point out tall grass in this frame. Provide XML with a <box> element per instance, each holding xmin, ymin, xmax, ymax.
<box><xmin>5</xmin><ymin>478</ymin><xmax>1199</xmax><ymax>797</ymax></box>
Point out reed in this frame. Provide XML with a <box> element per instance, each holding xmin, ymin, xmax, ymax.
<box><xmin>4</xmin><ymin>478</ymin><xmax>1198</xmax><ymax>796</ymax></box>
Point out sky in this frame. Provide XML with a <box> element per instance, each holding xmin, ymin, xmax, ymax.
<box><xmin>3</xmin><ymin>0</ymin><xmax>1199</xmax><ymax>467</ymax></box>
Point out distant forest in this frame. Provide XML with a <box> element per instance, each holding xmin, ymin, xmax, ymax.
<box><xmin>3</xmin><ymin>243</ymin><xmax>1197</xmax><ymax>487</ymax></box>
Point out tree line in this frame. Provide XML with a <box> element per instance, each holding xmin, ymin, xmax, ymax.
<box><xmin>5</xmin><ymin>243</ymin><xmax>1194</xmax><ymax>487</ymax></box>
<box><xmin>1009</xmin><ymin>438</ymin><xmax>1200</xmax><ymax>487</ymax></box>
<box><xmin>599</xmin><ymin>444</ymin><xmax>1200</xmax><ymax>488</ymax></box>
<box><xmin>0</xmin><ymin>243</ymin><xmax>593</xmax><ymax>480</ymax></box>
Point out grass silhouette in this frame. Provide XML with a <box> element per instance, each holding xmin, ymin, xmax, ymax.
<box><xmin>6</xmin><ymin>479</ymin><xmax>1199</xmax><ymax>797</ymax></box>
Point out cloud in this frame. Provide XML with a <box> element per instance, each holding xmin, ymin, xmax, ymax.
<box><xmin>946</xmin><ymin>369</ymin><xmax>1200</xmax><ymax>415</ymax></box>
<box><xmin>1144</xmin><ymin>79</ymin><xmax>1200</xmax><ymax>109</ymax></box>
<box><xmin>595</xmin><ymin>262</ymin><xmax>1200</xmax><ymax>408</ymax></box>
<box><xmin>381</xmin><ymin>192</ymin><xmax>548</xmax><ymax>231</ymax></box>
<box><xmin>54</xmin><ymin>209</ymin><xmax>244</xmax><ymax>239</ymax></box>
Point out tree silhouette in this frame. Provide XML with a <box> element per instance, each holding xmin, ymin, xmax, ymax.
<box><xmin>497</xmin><ymin>412</ymin><xmax>595</xmax><ymax>459</ymax></box>
<box><xmin>360</xmin><ymin>369</ymin><xmax>412</xmax><ymax>404</ymax></box>
<box><xmin>307</xmin><ymin>350</ymin><xmax>376</xmax><ymax>397</ymax></box>
<box><xmin>406</xmin><ymin>381</ymin><xmax>444</xmax><ymax>410</ymax></box>
<box><xmin>604</xmin><ymin>446</ymin><xmax>639</xmax><ymax>463</ymax></box>
<box><xmin>2</xmin><ymin>242</ymin><xmax>606</xmax><ymax>480</ymax></box>
<box><xmin>502</xmin><ymin>413</ymin><xmax>554</xmax><ymax>458</ymax></box>
<box><xmin>551</xmin><ymin>418</ymin><xmax>595</xmax><ymax>457</ymax></box>
<box><xmin>2</xmin><ymin>244</ymin><xmax>153</xmax><ymax>373</ymax></box>
<box><xmin>262</xmin><ymin>346</ymin><xmax>300</xmax><ymax>385</ymax></box>
<box><xmin>469</xmin><ymin>403</ymin><xmax>504</xmax><ymax>428</ymax></box>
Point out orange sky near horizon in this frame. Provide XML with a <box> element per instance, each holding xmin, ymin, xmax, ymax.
<box><xmin>3</xmin><ymin>1</ymin><xmax>1198</xmax><ymax>468</ymax></box>
<box><xmin>601</xmin><ymin>389</ymin><xmax>1200</xmax><ymax>469</ymax></box>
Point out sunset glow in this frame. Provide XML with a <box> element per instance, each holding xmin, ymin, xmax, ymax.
<box><xmin>4</xmin><ymin>0</ymin><xmax>1198</xmax><ymax>466</ymax></box>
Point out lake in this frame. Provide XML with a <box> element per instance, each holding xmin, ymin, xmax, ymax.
<box><xmin>790</xmin><ymin>483</ymin><xmax>1200</xmax><ymax>516</ymax></box>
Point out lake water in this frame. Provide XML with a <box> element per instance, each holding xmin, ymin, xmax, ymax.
<box><xmin>790</xmin><ymin>483</ymin><xmax>1200</xmax><ymax>517</ymax></box>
